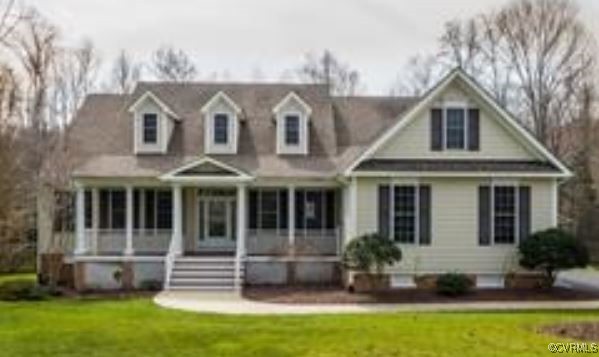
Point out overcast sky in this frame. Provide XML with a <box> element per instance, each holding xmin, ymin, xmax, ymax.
<box><xmin>27</xmin><ymin>0</ymin><xmax>599</xmax><ymax>94</ymax></box>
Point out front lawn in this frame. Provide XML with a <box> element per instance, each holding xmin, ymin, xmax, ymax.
<box><xmin>0</xmin><ymin>297</ymin><xmax>597</xmax><ymax>357</ymax></box>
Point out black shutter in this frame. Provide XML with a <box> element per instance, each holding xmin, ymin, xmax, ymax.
<box><xmin>378</xmin><ymin>185</ymin><xmax>390</xmax><ymax>239</ymax></box>
<box><xmin>418</xmin><ymin>185</ymin><xmax>431</xmax><ymax>245</ymax></box>
<box><xmin>468</xmin><ymin>108</ymin><xmax>480</xmax><ymax>151</ymax></box>
<box><xmin>518</xmin><ymin>186</ymin><xmax>531</xmax><ymax>242</ymax></box>
<box><xmin>478</xmin><ymin>186</ymin><xmax>491</xmax><ymax>246</ymax></box>
<box><xmin>431</xmin><ymin>108</ymin><xmax>443</xmax><ymax>151</ymax></box>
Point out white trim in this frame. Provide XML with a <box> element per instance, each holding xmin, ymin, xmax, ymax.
<box><xmin>551</xmin><ymin>179</ymin><xmax>559</xmax><ymax>226</ymax></box>
<box><xmin>245</xmin><ymin>255</ymin><xmax>340</xmax><ymax>263</ymax></box>
<box><xmin>160</xmin><ymin>157</ymin><xmax>253</xmax><ymax>182</ymax></box>
<box><xmin>272</xmin><ymin>91</ymin><xmax>313</xmax><ymax>116</ymax></box>
<box><xmin>201</xmin><ymin>91</ymin><xmax>242</xmax><ymax>114</ymax></box>
<box><xmin>350</xmin><ymin>171</ymin><xmax>569</xmax><ymax>178</ymax></box>
<box><xmin>68</xmin><ymin>255</ymin><xmax>165</xmax><ymax>263</ymax></box>
<box><xmin>343</xmin><ymin>68</ymin><xmax>572</xmax><ymax>178</ymax></box>
<box><xmin>74</xmin><ymin>185</ymin><xmax>86</xmax><ymax>255</ymax></box>
<box><xmin>128</xmin><ymin>90</ymin><xmax>180</xmax><ymax>120</ymax></box>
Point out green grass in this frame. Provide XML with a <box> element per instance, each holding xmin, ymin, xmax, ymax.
<box><xmin>0</xmin><ymin>297</ymin><xmax>597</xmax><ymax>357</ymax></box>
<box><xmin>0</xmin><ymin>273</ymin><xmax>35</xmax><ymax>284</ymax></box>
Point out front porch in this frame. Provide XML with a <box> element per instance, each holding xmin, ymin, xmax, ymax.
<box><xmin>74</xmin><ymin>186</ymin><xmax>342</xmax><ymax>258</ymax></box>
<box><xmin>72</xmin><ymin>180</ymin><xmax>343</xmax><ymax>289</ymax></box>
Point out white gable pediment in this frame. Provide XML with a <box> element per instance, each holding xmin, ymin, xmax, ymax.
<box><xmin>160</xmin><ymin>157</ymin><xmax>252</xmax><ymax>182</ymax></box>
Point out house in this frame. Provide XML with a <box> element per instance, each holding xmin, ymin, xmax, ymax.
<box><xmin>37</xmin><ymin>68</ymin><xmax>571</xmax><ymax>291</ymax></box>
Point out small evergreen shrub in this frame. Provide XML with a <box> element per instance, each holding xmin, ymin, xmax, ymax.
<box><xmin>0</xmin><ymin>279</ymin><xmax>54</xmax><ymax>301</ymax></box>
<box><xmin>436</xmin><ymin>273</ymin><xmax>472</xmax><ymax>297</ymax></box>
<box><xmin>342</xmin><ymin>233</ymin><xmax>402</xmax><ymax>274</ymax></box>
<box><xmin>139</xmin><ymin>280</ymin><xmax>163</xmax><ymax>291</ymax></box>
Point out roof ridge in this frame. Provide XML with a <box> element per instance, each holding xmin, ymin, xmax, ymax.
<box><xmin>136</xmin><ymin>80</ymin><xmax>329</xmax><ymax>88</ymax></box>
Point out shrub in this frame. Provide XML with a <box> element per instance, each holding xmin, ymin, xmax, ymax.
<box><xmin>139</xmin><ymin>280</ymin><xmax>163</xmax><ymax>291</ymax></box>
<box><xmin>342</xmin><ymin>233</ymin><xmax>402</xmax><ymax>274</ymax></box>
<box><xmin>0</xmin><ymin>279</ymin><xmax>54</xmax><ymax>301</ymax></box>
<box><xmin>519</xmin><ymin>228</ymin><xmax>589</xmax><ymax>287</ymax></box>
<box><xmin>436</xmin><ymin>273</ymin><xmax>472</xmax><ymax>296</ymax></box>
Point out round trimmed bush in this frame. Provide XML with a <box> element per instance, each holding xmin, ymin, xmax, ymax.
<box><xmin>519</xmin><ymin>228</ymin><xmax>589</xmax><ymax>287</ymax></box>
<box><xmin>342</xmin><ymin>233</ymin><xmax>402</xmax><ymax>274</ymax></box>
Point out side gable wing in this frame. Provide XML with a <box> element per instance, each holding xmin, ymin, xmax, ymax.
<box><xmin>344</xmin><ymin>69</ymin><xmax>572</xmax><ymax>178</ymax></box>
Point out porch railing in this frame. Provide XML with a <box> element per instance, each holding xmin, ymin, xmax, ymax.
<box><xmin>86</xmin><ymin>229</ymin><xmax>172</xmax><ymax>255</ymax></box>
<box><xmin>246</xmin><ymin>227</ymin><xmax>341</xmax><ymax>256</ymax></box>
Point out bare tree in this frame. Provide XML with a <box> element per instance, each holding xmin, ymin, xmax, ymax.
<box><xmin>296</xmin><ymin>50</ymin><xmax>362</xmax><ymax>95</ymax></box>
<box><xmin>149</xmin><ymin>46</ymin><xmax>197</xmax><ymax>82</ymax></box>
<box><xmin>390</xmin><ymin>54</ymin><xmax>442</xmax><ymax>96</ymax></box>
<box><xmin>108</xmin><ymin>49</ymin><xmax>141</xmax><ymax>94</ymax></box>
<box><xmin>10</xmin><ymin>8</ymin><xmax>57</xmax><ymax>134</ymax></box>
<box><xmin>438</xmin><ymin>0</ymin><xmax>594</xmax><ymax>153</ymax></box>
<box><xmin>50</xmin><ymin>39</ymin><xmax>100</xmax><ymax>129</ymax></box>
<box><xmin>494</xmin><ymin>0</ymin><xmax>594</xmax><ymax>153</ymax></box>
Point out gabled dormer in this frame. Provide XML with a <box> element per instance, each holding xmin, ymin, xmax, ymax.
<box><xmin>201</xmin><ymin>91</ymin><xmax>242</xmax><ymax>155</ymax></box>
<box><xmin>128</xmin><ymin>91</ymin><xmax>179</xmax><ymax>154</ymax></box>
<box><xmin>273</xmin><ymin>92</ymin><xmax>312</xmax><ymax>155</ymax></box>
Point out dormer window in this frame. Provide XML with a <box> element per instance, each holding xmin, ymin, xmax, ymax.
<box><xmin>213</xmin><ymin>113</ymin><xmax>229</xmax><ymax>144</ymax></box>
<box><xmin>128</xmin><ymin>91</ymin><xmax>180</xmax><ymax>155</ymax></box>
<box><xmin>445</xmin><ymin>108</ymin><xmax>466</xmax><ymax>149</ymax></box>
<box><xmin>142</xmin><ymin>113</ymin><xmax>158</xmax><ymax>144</ymax></box>
<box><xmin>284</xmin><ymin>114</ymin><xmax>300</xmax><ymax>146</ymax></box>
<box><xmin>201</xmin><ymin>91</ymin><xmax>241</xmax><ymax>155</ymax></box>
<box><xmin>273</xmin><ymin>92</ymin><xmax>312</xmax><ymax>155</ymax></box>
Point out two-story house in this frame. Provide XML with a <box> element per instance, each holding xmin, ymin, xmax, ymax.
<box><xmin>37</xmin><ymin>68</ymin><xmax>571</xmax><ymax>291</ymax></box>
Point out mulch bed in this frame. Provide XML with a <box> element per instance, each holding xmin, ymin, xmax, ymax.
<box><xmin>541</xmin><ymin>322</ymin><xmax>599</xmax><ymax>341</ymax></box>
<box><xmin>243</xmin><ymin>286</ymin><xmax>599</xmax><ymax>304</ymax></box>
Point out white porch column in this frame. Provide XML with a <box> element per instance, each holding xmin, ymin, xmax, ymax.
<box><xmin>125</xmin><ymin>185</ymin><xmax>134</xmax><ymax>255</ymax></box>
<box><xmin>91</xmin><ymin>188</ymin><xmax>99</xmax><ymax>254</ymax></box>
<box><xmin>74</xmin><ymin>184</ymin><xmax>86</xmax><ymax>255</ymax></box>
<box><xmin>346</xmin><ymin>177</ymin><xmax>358</xmax><ymax>243</ymax></box>
<box><xmin>235</xmin><ymin>184</ymin><xmax>247</xmax><ymax>291</ymax></box>
<box><xmin>288</xmin><ymin>185</ymin><xmax>295</xmax><ymax>256</ymax></box>
<box><xmin>172</xmin><ymin>184</ymin><xmax>183</xmax><ymax>255</ymax></box>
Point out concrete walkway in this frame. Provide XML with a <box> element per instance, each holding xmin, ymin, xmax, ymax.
<box><xmin>557</xmin><ymin>269</ymin><xmax>599</xmax><ymax>292</ymax></box>
<box><xmin>154</xmin><ymin>291</ymin><xmax>599</xmax><ymax>315</ymax></box>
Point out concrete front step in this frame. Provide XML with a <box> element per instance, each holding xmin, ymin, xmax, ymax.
<box><xmin>171</xmin><ymin>271</ymin><xmax>244</xmax><ymax>279</ymax></box>
<box><xmin>167</xmin><ymin>256</ymin><xmax>240</xmax><ymax>291</ymax></box>
<box><xmin>166</xmin><ymin>285</ymin><xmax>237</xmax><ymax>292</ymax></box>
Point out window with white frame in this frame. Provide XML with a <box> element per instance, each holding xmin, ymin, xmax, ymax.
<box><xmin>142</xmin><ymin>113</ymin><xmax>158</xmax><ymax>144</ymax></box>
<box><xmin>284</xmin><ymin>114</ymin><xmax>300</xmax><ymax>145</ymax></box>
<box><xmin>493</xmin><ymin>186</ymin><xmax>516</xmax><ymax>244</ymax></box>
<box><xmin>213</xmin><ymin>113</ymin><xmax>229</xmax><ymax>145</ymax></box>
<box><xmin>393</xmin><ymin>186</ymin><xmax>417</xmax><ymax>243</ymax></box>
<box><xmin>445</xmin><ymin>108</ymin><xmax>466</xmax><ymax>149</ymax></box>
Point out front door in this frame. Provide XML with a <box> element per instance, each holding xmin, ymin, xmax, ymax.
<box><xmin>198</xmin><ymin>195</ymin><xmax>236</xmax><ymax>251</ymax></box>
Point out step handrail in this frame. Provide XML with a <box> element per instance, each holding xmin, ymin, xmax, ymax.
<box><xmin>163</xmin><ymin>234</ymin><xmax>178</xmax><ymax>289</ymax></box>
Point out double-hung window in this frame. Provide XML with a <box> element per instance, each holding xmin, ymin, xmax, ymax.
<box><xmin>393</xmin><ymin>186</ymin><xmax>417</xmax><ymax>243</ymax></box>
<box><xmin>445</xmin><ymin>108</ymin><xmax>466</xmax><ymax>149</ymax></box>
<box><xmin>493</xmin><ymin>186</ymin><xmax>516</xmax><ymax>244</ymax></box>
<box><xmin>284</xmin><ymin>114</ymin><xmax>300</xmax><ymax>145</ymax></box>
<box><xmin>142</xmin><ymin>113</ymin><xmax>158</xmax><ymax>144</ymax></box>
<box><xmin>213</xmin><ymin>113</ymin><xmax>229</xmax><ymax>145</ymax></box>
